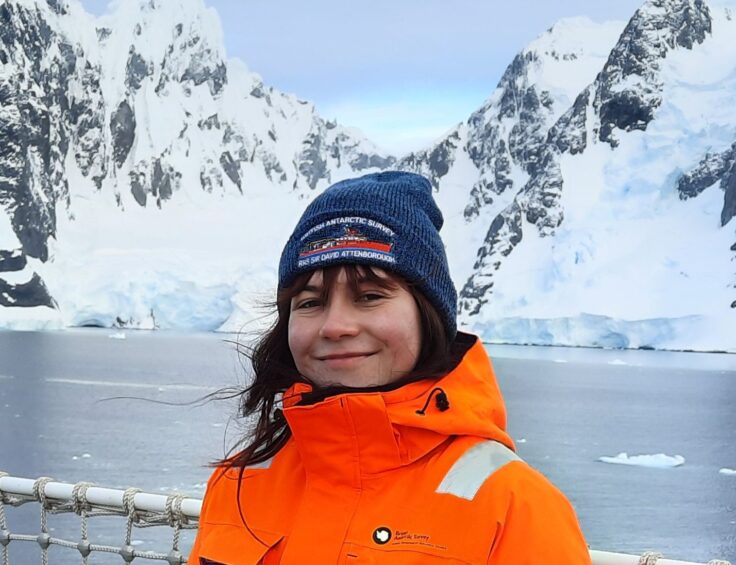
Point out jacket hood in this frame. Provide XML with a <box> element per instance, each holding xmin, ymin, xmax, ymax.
<box><xmin>281</xmin><ymin>333</ymin><xmax>514</xmax><ymax>478</ymax></box>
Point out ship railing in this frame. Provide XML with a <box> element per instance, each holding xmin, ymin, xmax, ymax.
<box><xmin>0</xmin><ymin>473</ymin><xmax>731</xmax><ymax>565</ymax></box>
<box><xmin>0</xmin><ymin>474</ymin><xmax>199</xmax><ymax>564</ymax></box>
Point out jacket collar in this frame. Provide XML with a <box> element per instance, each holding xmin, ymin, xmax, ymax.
<box><xmin>282</xmin><ymin>333</ymin><xmax>514</xmax><ymax>486</ymax></box>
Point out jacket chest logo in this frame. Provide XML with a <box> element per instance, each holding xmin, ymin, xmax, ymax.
<box><xmin>371</xmin><ymin>526</ymin><xmax>446</xmax><ymax>551</ymax></box>
<box><xmin>372</xmin><ymin>526</ymin><xmax>392</xmax><ymax>545</ymax></box>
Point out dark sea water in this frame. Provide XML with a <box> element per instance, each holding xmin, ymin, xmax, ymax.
<box><xmin>0</xmin><ymin>329</ymin><xmax>734</xmax><ymax>564</ymax></box>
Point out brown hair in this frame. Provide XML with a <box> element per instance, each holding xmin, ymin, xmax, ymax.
<box><xmin>218</xmin><ymin>264</ymin><xmax>454</xmax><ymax>470</ymax></box>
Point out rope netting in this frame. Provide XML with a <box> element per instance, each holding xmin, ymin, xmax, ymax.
<box><xmin>0</xmin><ymin>473</ymin><xmax>200</xmax><ymax>564</ymax></box>
<box><xmin>0</xmin><ymin>473</ymin><xmax>731</xmax><ymax>565</ymax></box>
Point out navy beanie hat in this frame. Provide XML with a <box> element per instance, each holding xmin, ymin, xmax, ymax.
<box><xmin>278</xmin><ymin>171</ymin><xmax>457</xmax><ymax>339</ymax></box>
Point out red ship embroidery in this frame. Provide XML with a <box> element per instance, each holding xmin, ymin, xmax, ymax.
<box><xmin>299</xmin><ymin>226</ymin><xmax>393</xmax><ymax>257</ymax></box>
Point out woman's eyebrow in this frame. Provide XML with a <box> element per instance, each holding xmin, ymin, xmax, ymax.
<box><xmin>356</xmin><ymin>277</ymin><xmax>396</xmax><ymax>288</ymax></box>
<box><xmin>298</xmin><ymin>284</ymin><xmax>322</xmax><ymax>294</ymax></box>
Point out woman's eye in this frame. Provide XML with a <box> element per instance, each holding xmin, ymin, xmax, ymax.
<box><xmin>295</xmin><ymin>298</ymin><xmax>321</xmax><ymax>310</ymax></box>
<box><xmin>358</xmin><ymin>292</ymin><xmax>385</xmax><ymax>302</ymax></box>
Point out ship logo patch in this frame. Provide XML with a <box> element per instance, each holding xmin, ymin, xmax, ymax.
<box><xmin>297</xmin><ymin>222</ymin><xmax>396</xmax><ymax>268</ymax></box>
<box><xmin>372</xmin><ymin>526</ymin><xmax>392</xmax><ymax>545</ymax></box>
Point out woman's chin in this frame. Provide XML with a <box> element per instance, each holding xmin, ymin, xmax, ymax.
<box><xmin>300</xmin><ymin>353</ymin><xmax>414</xmax><ymax>389</ymax></box>
<box><xmin>310</xmin><ymin>367</ymin><xmax>390</xmax><ymax>389</ymax></box>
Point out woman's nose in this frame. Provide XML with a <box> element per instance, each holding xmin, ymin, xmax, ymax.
<box><xmin>319</xmin><ymin>299</ymin><xmax>359</xmax><ymax>340</ymax></box>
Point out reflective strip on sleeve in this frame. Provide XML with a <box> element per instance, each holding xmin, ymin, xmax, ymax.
<box><xmin>436</xmin><ymin>440</ymin><xmax>521</xmax><ymax>500</ymax></box>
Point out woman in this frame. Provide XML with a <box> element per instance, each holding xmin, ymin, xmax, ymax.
<box><xmin>189</xmin><ymin>171</ymin><xmax>591</xmax><ymax>564</ymax></box>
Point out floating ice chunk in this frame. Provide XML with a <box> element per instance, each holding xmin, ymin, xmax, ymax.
<box><xmin>598</xmin><ymin>452</ymin><xmax>685</xmax><ymax>468</ymax></box>
<box><xmin>719</xmin><ymin>468</ymin><xmax>736</xmax><ymax>475</ymax></box>
<box><xmin>517</xmin><ymin>438</ymin><xmax>527</xmax><ymax>443</ymax></box>
<box><xmin>81</xmin><ymin>453</ymin><xmax>92</xmax><ymax>458</ymax></box>
<box><xmin>108</xmin><ymin>332</ymin><xmax>126</xmax><ymax>340</ymax></box>
<box><xmin>607</xmin><ymin>359</ymin><xmax>628</xmax><ymax>365</ymax></box>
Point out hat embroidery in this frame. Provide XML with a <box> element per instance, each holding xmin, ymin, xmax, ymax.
<box><xmin>297</xmin><ymin>225</ymin><xmax>395</xmax><ymax>268</ymax></box>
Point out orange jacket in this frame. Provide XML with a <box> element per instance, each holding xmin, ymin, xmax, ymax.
<box><xmin>189</xmin><ymin>334</ymin><xmax>591</xmax><ymax>564</ymax></box>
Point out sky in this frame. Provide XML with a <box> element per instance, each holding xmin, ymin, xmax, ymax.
<box><xmin>79</xmin><ymin>0</ymin><xmax>646</xmax><ymax>154</ymax></box>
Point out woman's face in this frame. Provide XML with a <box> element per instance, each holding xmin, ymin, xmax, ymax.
<box><xmin>288</xmin><ymin>267</ymin><xmax>422</xmax><ymax>388</ymax></box>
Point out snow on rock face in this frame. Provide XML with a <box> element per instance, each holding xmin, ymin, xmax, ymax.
<box><xmin>0</xmin><ymin>0</ymin><xmax>103</xmax><ymax>311</ymax></box>
<box><xmin>0</xmin><ymin>0</ymin><xmax>393</xmax><ymax>320</ymax></box>
<box><xmin>0</xmin><ymin>0</ymin><xmax>81</xmax><ymax>262</ymax></box>
<box><xmin>402</xmin><ymin>17</ymin><xmax>624</xmax><ymax>219</ymax></box>
<box><xmin>594</xmin><ymin>0</ymin><xmax>712</xmax><ymax>147</ymax></box>
<box><xmin>431</xmin><ymin>18</ymin><xmax>627</xmax><ymax>316</ymax></box>
<box><xmin>0</xmin><ymin>273</ymin><xmax>55</xmax><ymax>308</ymax></box>
<box><xmin>406</xmin><ymin>0</ymin><xmax>735</xmax><ymax>351</ymax></box>
<box><xmin>85</xmin><ymin>0</ymin><xmax>392</xmax><ymax>206</ymax></box>
<box><xmin>678</xmin><ymin>142</ymin><xmax>736</xmax><ymax>226</ymax></box>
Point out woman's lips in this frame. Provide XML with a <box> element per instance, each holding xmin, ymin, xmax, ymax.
<box><xmin>317</xmin><ymin>352</ymin><xmax>376</xmax><ymax>361</ymax></box>
<box><xmin>316</xmin><ymin>352</ymin><xmax>377</xmax><ymax>368</ymax></box>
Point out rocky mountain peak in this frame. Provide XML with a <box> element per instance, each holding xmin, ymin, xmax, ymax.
<box><xmin>594</xmin><ymin>0</ymin><xmax>712</xmax><ymax>146</ymax></box>
<box><xmin>0</xmin><ymin>0</ymin><xmax>394</xmax><ymax>312</ymax></box>
<box><xmin>433</xmin><ymin>0</ymin><xmax>729</xmax><ymax>335</ymax></box>
<box><xmin>0</xmin><ymin>0</ymin><xmax>99</xmax><ymax>261</ymax></box>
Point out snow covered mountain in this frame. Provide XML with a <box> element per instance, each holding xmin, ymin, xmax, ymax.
<box><xmin>0</xmin><ymin>0</ymin><xmax>392</xmax><ymax>324</ymax></box>
<box><xmin>1</xmin><ymin>0</ymin><xmax>734</xmax><ymax>352</ymax></box>
<box><xmin>403</xmin><ymin>0</ymin><xmax>736</xmax><ymax>352</ymax></box>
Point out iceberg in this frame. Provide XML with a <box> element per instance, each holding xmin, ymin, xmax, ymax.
<box><xmin>598</xmin><ymin>452</ymin><xmax>685</xmax><ymax>468</ymax></box>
